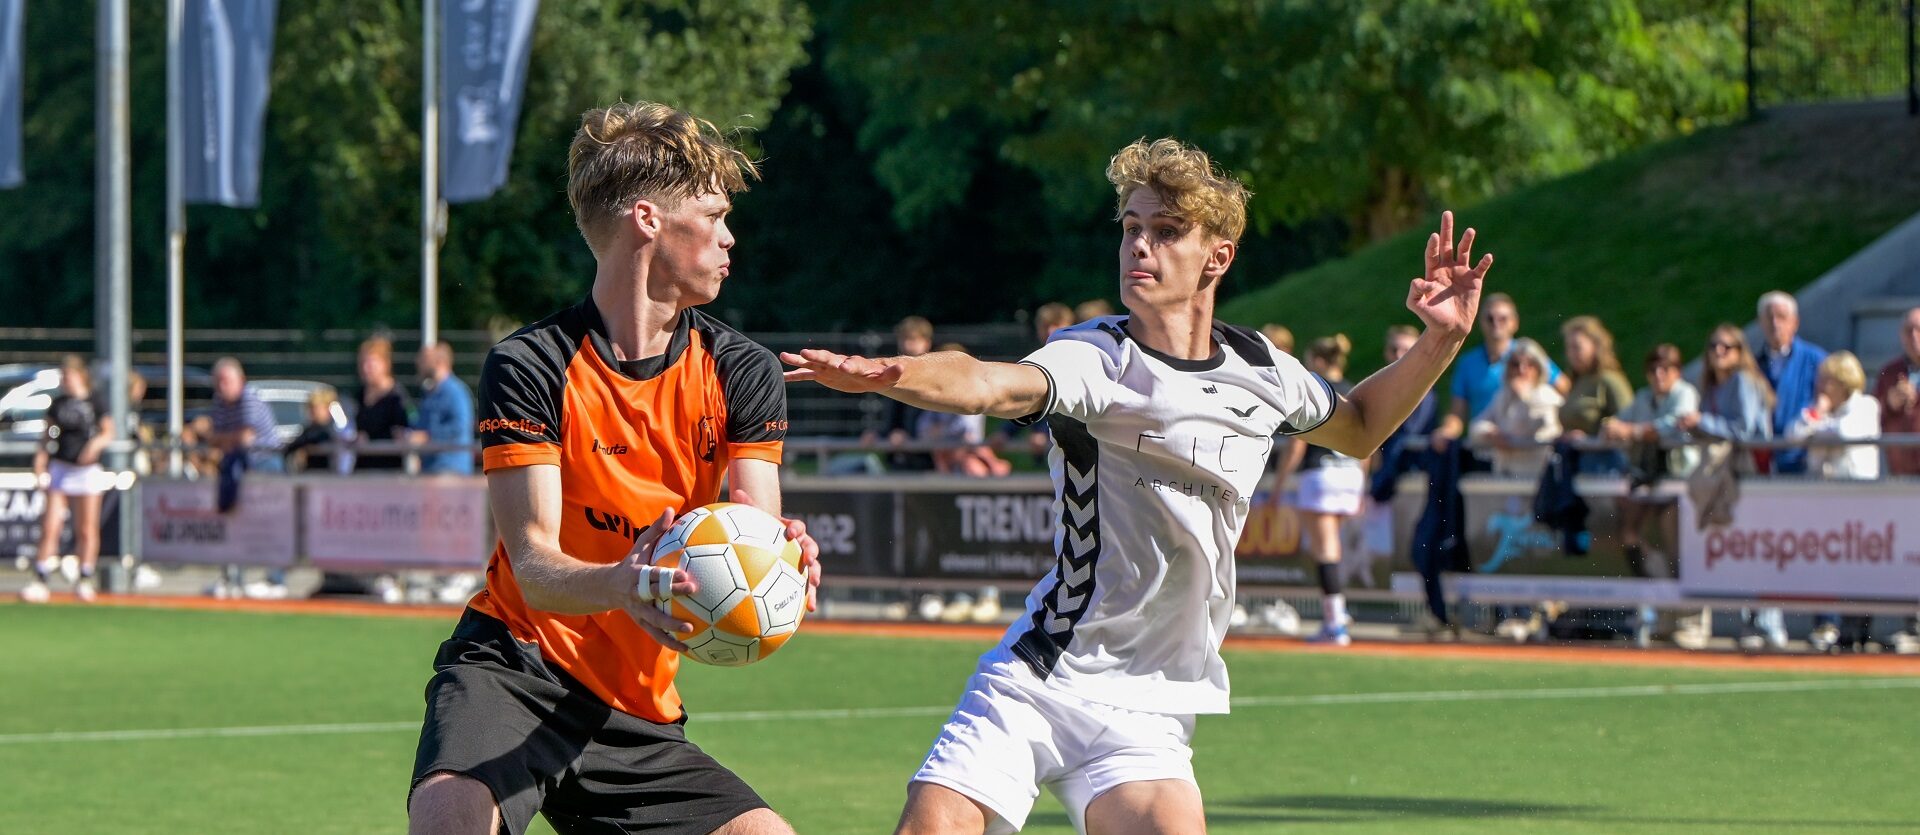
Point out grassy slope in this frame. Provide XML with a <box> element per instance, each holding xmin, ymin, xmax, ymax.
<box><xmin>1220</xmin><ymin>104</ymin><xmax>1920</xmax><ymax>379</ymax></box>
<box><xmin>5</xmin><ymin>606</ymin><xmax>1919</xmax><ymax>834</ymax></box>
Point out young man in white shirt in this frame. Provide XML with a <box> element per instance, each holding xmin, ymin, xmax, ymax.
<box><xmin>785</xmin><ymin>138</ymin><xmax>1493</xmax><ymax>835</ymax></box>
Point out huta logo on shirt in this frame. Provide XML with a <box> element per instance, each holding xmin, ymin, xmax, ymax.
<box><xmin>592</xmin><ymin>439</ymin><xmax>628</xmax><ymax>455</ymax></box>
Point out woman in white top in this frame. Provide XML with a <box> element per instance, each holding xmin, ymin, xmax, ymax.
<box><xmin>1788</xmin><ymin>351</ymin><xmax>1881</xmax><ymax>480</ymax></box>
<box><xmin>1469</xmin><ymin>337</ymin><xmax>1564</xmax><ymax>477</ymax></box>
<box><xmin>1277</xmin><ymin>335</ymin><xmax>1364</xmax><ymax>645</ymax></box>
<box><xmin>1788</xmin><ymin>351</ymin><xmax>1882</xmax><ymax>652</ymax></box>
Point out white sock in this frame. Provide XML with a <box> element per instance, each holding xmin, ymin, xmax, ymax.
<box><xmin>1325</xmin><ymin>594</ymin><xmax>1348</xmax><ymax>628</ymax></box>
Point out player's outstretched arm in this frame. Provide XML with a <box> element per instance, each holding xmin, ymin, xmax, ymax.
<box><xmin>781</xmin><ymin>349</ymin><xmax>1050</xmax><ymax>419</ymax></box>
<box><xmin>488</xmin><ymin>463</ymin><xmax>698</xmax><ymax>650</ymax></box>
<box><xmin>1304</xmin><ymin>211</ymin><xmax>1491</xmax><ymax>458</ymax></box>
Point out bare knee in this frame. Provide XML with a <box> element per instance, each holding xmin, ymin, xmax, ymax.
<box><xmin>896</xmin><ymin>781</ymin><xmax>989</xmax><ymax>835</ymax></box>
<box><xmin>408</xmin><ymin>771</ymin><xmax>499</xmax><ymax>835</ymax></box>
<box><xmin>710</xmin><ymin>807</ymin><xmax>793</xmax><ymax>835</ymax></box>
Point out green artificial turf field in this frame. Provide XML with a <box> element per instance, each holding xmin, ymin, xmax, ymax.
<box><xmin>3</xmin><ymin>605</ymin><xmax>1916</xmax><ymax>834</ymax></box>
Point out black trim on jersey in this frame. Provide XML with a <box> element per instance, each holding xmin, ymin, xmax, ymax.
<box><xmin>1009</xmin><ymin>360</ymin><xmax>1057</xmax><ymax>428</ymax></box>
<box><xmin>1012</xmin><ymin>416</ymin><xmax>1103</xmax><ymax>680</ymax></box>
<box><xmin>1121</xmin><ymin>317</ymin><xmax>1224</xmax><ymax>372</ymax></box>
<box><xmin>1277</xmin><ymin>372</ymin><xmax>1339</xmax><ymax>436</ymax></box>
<box><xmin>696</xmin><ymin>309</ymin><xmax>789</xmax><ymax>445</ymax></box>
<box><xmin>1214</xmin><ymin>322</ymin><xmax>1279</xmax><ymax>368</ymax></box>
<box><xmin>477</xmin><ymin>303</ymin><xmax>592</xmax><ymax>450</ymax></box>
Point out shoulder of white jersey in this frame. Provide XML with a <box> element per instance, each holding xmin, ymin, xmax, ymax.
<box><xmin>1043</xmin><ymin>316</ymin><xmax>1132</xmax><ymax>357</ymax></box>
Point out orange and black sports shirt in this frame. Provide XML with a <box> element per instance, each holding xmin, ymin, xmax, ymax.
<box><xmin>468</xmin><ymin>298</ymin><xmax>786</xmax><ymax>723</ymax></box>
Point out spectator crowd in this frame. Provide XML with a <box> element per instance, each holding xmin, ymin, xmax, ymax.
<box><xmin>17</xmin><ymin>289</ymin><xmax>1920</xmax><ymax>654</ymax></box>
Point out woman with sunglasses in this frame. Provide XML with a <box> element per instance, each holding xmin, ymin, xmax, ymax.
<box><xmin>1679</xmin><ymin>324</ymin><xmax>1784</xmax><ymax>651</ymax></box>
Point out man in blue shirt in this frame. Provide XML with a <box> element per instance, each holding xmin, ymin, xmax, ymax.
<box><xmin>1432</xmin><ymin>293</ymin><xmax>1565</xmax><ymax>449</ymax></box>
<box><xmin>1753</xmin><ymin>291</ymin><xmax>1826</xmax><ymax>475</ymax></box>
<box><xmin>411</xmin><ymin>341</ymin><xmax>475</xmax><ymax>475</ymax></box>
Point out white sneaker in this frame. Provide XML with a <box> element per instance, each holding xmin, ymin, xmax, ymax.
<box><xmin>243</xmin><ymin>580</ymin><xmax>289</xmax><ymax>600</ymax></box>
<box><xmin>20</xmin><ymin>580</ymin><xmax>51</xmax><ymax>604</ymax></box>
<box><xmin>133</xmin><ymin>565</ymin><xmax>163</xmax><ymax>591</ymax></box>
<box><xmin>1808</xmin><ymin>624</ymin><xmax>1840</xmax><ymax>654</ymax></box>
<box><xmin>1891</xmin><ymin>631</ymin><xmax>1920</xmax><ymax>655</ymax></box>
<box><xmin>915</xmin><ymin>594</ymin><xmax>945</xmax><ymax>621</ymax></box>
<box><xmin>968</xmin><ymin>589</ymin><xmax>1002</xmax><ymax>623</ymax></box>
<box><xmin>1672</xmin><ymin>613</ymin><xmax>1711</xmax><ymax>651</ymax></box>
<box><xmin>1261</xmin><ymin>601</ymin><xmax>1303</xmax><ymax>636</ymax></box>
<box><xmin>74</xmin><ymin>579</ymin><xmax>97</xmax><ymax>603</ymax></box>
<box><xmin>58</xmin><ymin>555</ymin><xmax>80</xmax><ymax>585</ymax></box>
<box><xmin>1496</xmin><ymin>617</ymin><xmax>1533</xmax><ymax>643</ymax></box>
<box><xmin>435</xmin><ymin>573</ymin><xmax>482</xmax><ymax>605</ymax></box>
<box><xmin>372</xmin><ymin>575</ymin><xmax>405</xmax><ymax>605</ymax></box>
<box><xmin>1229</xmin><ymin>604</ymin><xmax>1250</xmax><ymax>629</ymax></box>
<box><xmin>203</xmin><ymin>580</ymin><xmax>234</xmax><ymax>599</ymax></box>
<box><xmin>939</xmin><ymin>594</ymin><xmax>975</xmax><ymax>624</ymax></box>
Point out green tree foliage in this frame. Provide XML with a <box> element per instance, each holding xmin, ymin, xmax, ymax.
<box><xmin>819</xmin><ymin>0</ymin><xmax>1745</xmax><ymax>242</ymax></box>
<box><xmin>0</xmin><ymin>0</ymin><xmax>810</xmax><ymax>331</ymax></box>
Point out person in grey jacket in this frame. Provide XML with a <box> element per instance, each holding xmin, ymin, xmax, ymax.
<box><xmin>1601</xmin><ymin>343</ymin><xmax>1698</xmax><ymax>646</ymax></box>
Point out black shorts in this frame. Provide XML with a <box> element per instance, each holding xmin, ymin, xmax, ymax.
<box><xmin>410</xmin><ymin>609</ymin><xmax>768</xmax><ymax>835</ymax></box>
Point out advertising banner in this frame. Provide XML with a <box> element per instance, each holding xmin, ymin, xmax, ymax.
<box><xmin>779</xmin><ymin>489</ymin><xmax>898</xmax><ymax>578</ymax></box>
<box><xmin>901</xmin><ymin>490</ymin><xmax>1056</xmax><ymax>580</ymax></box>
<box><xmin>1679</xmin><ymin>483</ymin><xmax>1920</xmax><ymax>602</ymax></box>
<box><xmin>1451</xmin><ymin>475</ymin><xmax>1679</xmax><ymax>602</ymax></box>
<box><xmin>0</xmin><ymin>475</ymin><xmax>128</xmax><ymax>559</ymax></box>
<box><xmin>302</xmin><ymin>477</ymin><xmax>489</xmax><ymax>570</ymax></box>
<box><xmin>140</xmin><ymin>477</ymin><xmax>295</xmax><ymax>566</ymax></box>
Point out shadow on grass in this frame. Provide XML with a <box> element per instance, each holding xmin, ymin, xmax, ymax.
<box><xmin>1029</xmin><ymin>794</ymin><xmax>1918</xmax><ymax>829</ymax></box>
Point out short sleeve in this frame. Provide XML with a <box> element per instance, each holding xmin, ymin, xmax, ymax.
<box><xmin>1014</xmin><ymin>337</ymin><xmax>1121</xmax><ymax>425</ymax></box>
<box><xmin>1269</xmin><ymin>351</ymin><xmax>1337</xmax><ymax>436</ymax></box>
<box><xmin>716</xmin><ymin>340</ymin><xmax>787</xmax><ymax>465</ymax></box>
<box><xmin>478</xmin><ymin>342</ymin><xmax>564</xmax><ymax>471</ymax></box>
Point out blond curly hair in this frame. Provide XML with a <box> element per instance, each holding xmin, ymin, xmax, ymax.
<box><xmin>1105</xmin><ymin>138</ymin><xmax>1250</xmax><ymax>244</ymax></box>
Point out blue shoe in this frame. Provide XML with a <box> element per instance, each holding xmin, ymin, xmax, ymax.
<box><xmin>1307</xmin><ymin>622</ymin><xmax>1351</xmax><ymax>647</ymax></box>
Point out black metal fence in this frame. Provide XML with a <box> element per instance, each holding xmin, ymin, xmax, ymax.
<box><xmin>1749</xmin><ymin>0</ymin><xmax>1918</xmax><ymax>114</ymax></box>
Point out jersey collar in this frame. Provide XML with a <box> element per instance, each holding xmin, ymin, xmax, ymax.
<box><xmin>1120</xmin><ymin>317</ymin><xmax>1226</xmax><ymax>372</ymax></box>
<box><xmin>579</xmin><ymin>298</ymin><xmax>694</xmax><ymax>382</ymax></box>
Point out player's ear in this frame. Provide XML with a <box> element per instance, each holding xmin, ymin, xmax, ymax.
<box><xmin>629</xmin><ymin>199</ymin><xmax>663</xmax><ymax>243</ymax></box>
<box><xmin>1203</xmin><ymin>238</ymin><xmax>1236</xmax><ymax>280</ymax></box>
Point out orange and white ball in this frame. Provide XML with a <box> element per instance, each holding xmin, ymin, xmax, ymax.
<box><xmin>651</xmin><ymin>502</ymin><xmax>807</xmax><ymax>666</ymax></box>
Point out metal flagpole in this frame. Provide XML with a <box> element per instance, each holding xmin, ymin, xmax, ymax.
<box><xmin>422</xmin><ymin>0</ymin><xmax>441</xmax><ymax>346</ymax></box>
<box><xmin>166</xmin><ymin>0</ymin><xmax>185</xmax><ymax>477</ymax></box>
<box><xmin>97</xmin><ymin>0</ymin><xmax>131</xmax><ymax>460</ymax></box>
<box><xmin>97</xmin><ymin>0</ymin><xmax>133</xmax><ymax>579</ymax></box>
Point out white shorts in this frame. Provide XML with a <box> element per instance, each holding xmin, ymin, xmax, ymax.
<box><xmin>910</xmin><ymin>657</ymin><xmax>1196</xmax><ymax>834</ymax></box>
<box><xmin>1289</xmin><ymin>466</ymin><xmax>1363</xmax><ymax>516</ymax></box>
<box><xmin>46</xmin><ymin>460</ymin><xmax>110</xmax><ymax>497</ymax></box>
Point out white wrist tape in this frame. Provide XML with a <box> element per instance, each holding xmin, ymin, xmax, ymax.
<box><xmin>636</xmin><ymin>565</ymin><xmax>677</xmax><ymax>602</ymax></box>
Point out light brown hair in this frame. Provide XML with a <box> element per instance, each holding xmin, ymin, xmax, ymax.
<box><xmin>1561</xmin><ymin>315</ymin><xmax>1623</xmax><ymax>375</ymax></box>
<box><xmin>894</xmin><ymin>316</ymin><xmax>933</xmax><ymax>343</ymax></box>
<box><xmin>1700</xmin><ymin>324</ymin><xmax>1776</xmax><ymax>412</ymax></box>
<box><xmin>1261</xmin><ymin>323</ymin><xmax>1295</xmax><ymax>355</ymax></box>
<box><xmin>1307</xmin><ymin>334</ymin><xmax>1352</xmax><ymax>374</ymax></box>
<box><xmin>567</xmin><ymin>102</ymin><xmax>759</xmax><ymax>251</ymax></box>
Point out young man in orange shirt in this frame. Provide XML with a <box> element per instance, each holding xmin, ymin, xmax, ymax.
<box><xmin>407</xmin><ymin>102</ymin><xmax>821</xmax><ymax>835</ymax></box>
